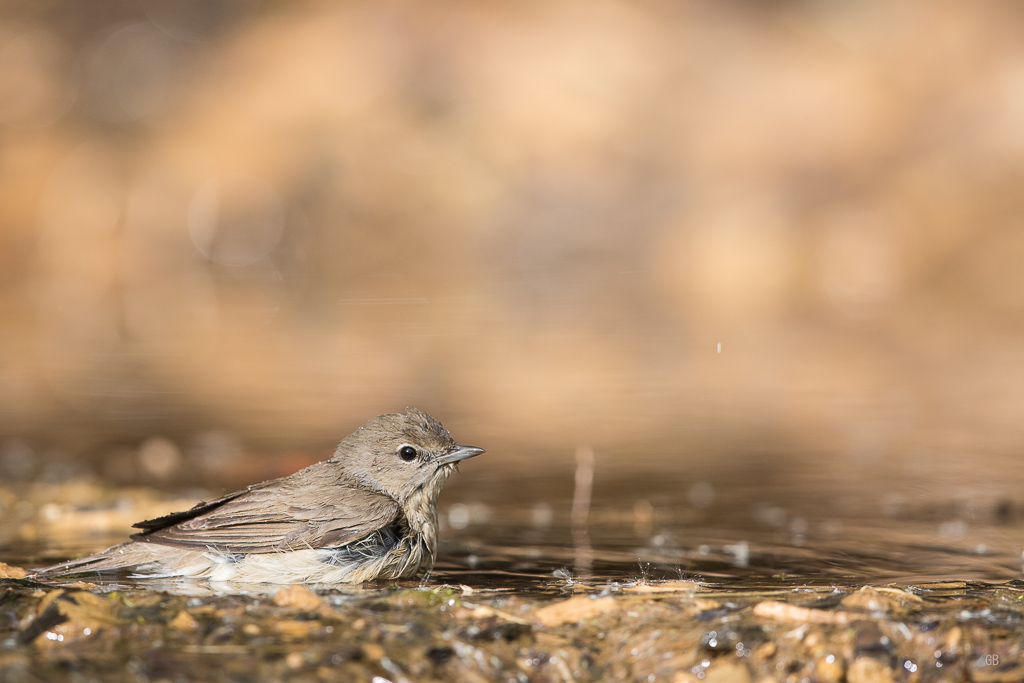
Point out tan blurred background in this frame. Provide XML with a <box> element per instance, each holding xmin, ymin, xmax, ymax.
<box><xmin>2</xmin><ymin>0</ymin><xmax>1024</xmax><ymax>493</ymax></box>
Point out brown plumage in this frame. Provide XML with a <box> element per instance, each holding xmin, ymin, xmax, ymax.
<box><xmin>34</xmin><ymin>408</ymin><xmax>483</xmax><ymax>585</ymax></box>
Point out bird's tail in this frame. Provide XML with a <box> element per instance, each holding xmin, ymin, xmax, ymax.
<box><xmin>33</xmin><ymin>543</ymin><xmax>148</xmax><ymax>578</ymax></box>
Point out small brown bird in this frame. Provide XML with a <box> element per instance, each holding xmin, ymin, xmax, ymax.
<box><xmin>35</xmin><ymin>408</ymin><xmax>483</xmax><ymax>584</ymax></box>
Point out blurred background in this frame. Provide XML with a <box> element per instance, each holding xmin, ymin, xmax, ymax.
<box><xmin>2</xmin><ymin>0</ymin><xmax>1024</xmax><ymax>504</ymax></box>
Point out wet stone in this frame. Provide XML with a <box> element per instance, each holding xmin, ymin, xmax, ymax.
<box><xmin>426</xmin><ymin>644</ymin><xmax>455</xmax><ymax>665</ymax></box>
<box><xmin>848</xmin><ymin>656</ymin><xmax>898</xmax><ymax>683</ymax></box>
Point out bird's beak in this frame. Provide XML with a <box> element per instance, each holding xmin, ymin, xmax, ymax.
<box><xmin>436</xmin><ymin>445</ymin><xmax>485</xmax><ymax>465</ymax></box>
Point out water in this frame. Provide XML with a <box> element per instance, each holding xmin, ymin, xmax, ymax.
<box><xmin>433</xmin><ymin>468</ymin><xmax>1024</xmax><ymax>588</ymax></box>
<box><xmin>7</xmin><ymin>468</ymin><xmax>1019</xmax><ymax>594</ymax></box>
<box><xmin>434</xmin><ymin>508</ymin><xmax>1022</xmax><ymax>594</ymax></box>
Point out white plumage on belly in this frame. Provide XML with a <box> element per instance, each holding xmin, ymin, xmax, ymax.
<box><xmin>110</xmin><ymin>530</ymin><xmax>431</xmax><ymax>585</ymax></box>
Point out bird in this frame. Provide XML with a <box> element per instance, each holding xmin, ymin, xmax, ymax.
<box><xmin>33</xmin><ymin>408</ymin><xmax>484</xmax><ymax>584</ymax></box>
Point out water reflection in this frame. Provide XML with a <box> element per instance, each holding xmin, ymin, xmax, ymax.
<box><xmin>5</xmin><ymin>469</ymin><xmax>1022</xmax><ymax>597</ymax></box>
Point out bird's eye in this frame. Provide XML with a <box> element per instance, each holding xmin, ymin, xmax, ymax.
<box><xmin>398</xmin><ymin>445</ymin><xmax>417</xmax><ymax>462</ymax></box>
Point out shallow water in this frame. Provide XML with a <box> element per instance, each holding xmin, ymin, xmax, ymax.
<box><xmin>4</xmin><ymin>470</ymin><xmax>1024</xmax><ymax>683</ymax></box>
<box><xmin>4</xmin><ymin>468</ymin><xmax>1021</xmax><ymax>593</ymax></box>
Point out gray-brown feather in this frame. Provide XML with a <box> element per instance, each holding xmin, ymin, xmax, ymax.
<box><xmin>131</xmin><ymin>463</ymin><xmax>399</xmax><ymax>553</ymax></box>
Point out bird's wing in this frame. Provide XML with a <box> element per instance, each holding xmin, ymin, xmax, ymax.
<box><xmin>130</xmin><ymin>470</ymin><xmax>400</xmax><ymax>553</ymax></box>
